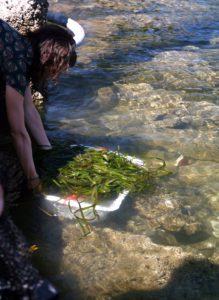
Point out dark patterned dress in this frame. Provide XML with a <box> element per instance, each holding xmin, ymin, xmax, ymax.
<box><xmin>0</xmin><ymin>19</ymin><xmax>32</xmax><ymax>133</ymax></box>
<box><xmin>0</xmin><ymin>20</ymin><xmax>58</xmax><ymax>300</ymax></box>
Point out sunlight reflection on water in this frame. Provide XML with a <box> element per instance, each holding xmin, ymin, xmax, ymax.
<box><xmin>46</xmin><ymin>0</ymin><xmax>219</xmax><ymax>242</ymax></box>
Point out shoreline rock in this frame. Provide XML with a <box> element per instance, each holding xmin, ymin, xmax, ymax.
<box><xmin>0</xmin><ymin>0</ymin><xmax>48</xmax><ymax>34</ymax></box>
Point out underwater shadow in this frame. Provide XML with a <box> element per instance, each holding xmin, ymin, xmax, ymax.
<box><xmin>9</xmin><ymin>145</ymin><xmax>85</xmax><ymax>297</ymax></box>
<box><xmin>11</xmin><ymin>196</ymin><xmax>70</xmax><ymax>296</ymax></box>
<box><xmin>11</xmin><ymin>193</ymin><xmax>82</xmax><ymax>299</ymax></box>
<box><xmin>112</xmin><ymin>258</ymin><xmax>219</xmax><ymax>300</ymax></box>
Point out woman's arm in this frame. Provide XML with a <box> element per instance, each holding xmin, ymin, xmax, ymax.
<box><xmin>24</xmin><ymin>86</ymin><xmax>52</xmax><ymax>149</ymax></box>
<box><xmin>5</xmin><ymin>85</ymin><xmax>38</xmax><ymax>179</ymax></box>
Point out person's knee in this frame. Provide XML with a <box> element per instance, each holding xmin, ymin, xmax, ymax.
<box><xmin>0</xmin><ymin>185</ymin><xmax>4</xmax><ymax>216</ymax></box>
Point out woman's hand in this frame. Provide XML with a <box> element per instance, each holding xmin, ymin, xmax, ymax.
<box><xmin>27</xmin><ymin>176</ymin><xmax>42</xmax><ymax>194</ymax></box>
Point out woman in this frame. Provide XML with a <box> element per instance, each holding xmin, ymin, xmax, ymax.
<box><xmin>0</xmin><ymin>18</ymin><xmax>77</xmax><ymax>299</ymax></box>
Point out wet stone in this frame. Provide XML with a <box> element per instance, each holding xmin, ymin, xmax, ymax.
<box><xmin>0</xmin><ymin>0</ymin><xmax>48</xmax><ymax>34</ymax></box>
<box><xmin>61</xmin><ymin>226</ymin><xmax>200</xmax><ymax>300</ymax></box>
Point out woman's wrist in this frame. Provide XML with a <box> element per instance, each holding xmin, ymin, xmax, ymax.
<box><xmin>27</xmin><ymin>175</ymin><xmax>41</xmax><ymax>191</ymax></box>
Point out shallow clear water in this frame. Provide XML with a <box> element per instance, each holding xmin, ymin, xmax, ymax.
<box><xmin>27</xmin><ymin>0</ymin><xmax>219</xmax><ymax>298</ymax></box>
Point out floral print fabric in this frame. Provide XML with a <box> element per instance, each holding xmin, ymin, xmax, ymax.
<box><xmin>0</xmin><ymin>19</ymin><xmax>32</xmax><ymax>97</ymax></box>
<box><xmin>0</xmin><ymin>213</ymin><xmax>58</xmax><ymax>300</ymax></box>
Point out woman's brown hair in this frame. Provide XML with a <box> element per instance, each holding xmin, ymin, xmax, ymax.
<box><xmin>27</xmin><ymin>24</ymin><xmax>76</xmax><ymax>84</ymax></box>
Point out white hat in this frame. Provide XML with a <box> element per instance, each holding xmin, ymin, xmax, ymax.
<box><xmin>47</xmin><ymin>12</ymin><xmax>85</xmax><ymax>46</ymax></box>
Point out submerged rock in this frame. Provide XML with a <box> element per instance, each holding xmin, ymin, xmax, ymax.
<box><xmin>60</xmin><ymin>226</ymin><xmax>204</xmax><ymax>300</ymax></box>
<box><xmin>38</xmin><ymin>224</ymin><xmax>218</xmax><ymax>300</ymax></box>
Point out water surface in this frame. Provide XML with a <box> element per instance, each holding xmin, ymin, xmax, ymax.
<box><xmin>29</xmin><ymin>0</ymin><xmax>219</xmax><ymax>298</ymax></box>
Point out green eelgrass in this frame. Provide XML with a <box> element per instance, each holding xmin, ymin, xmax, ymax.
<box><xmin>52</xmin><ymin>148</ymin><xmax>171</xmax><ymax>236</ymax></box>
